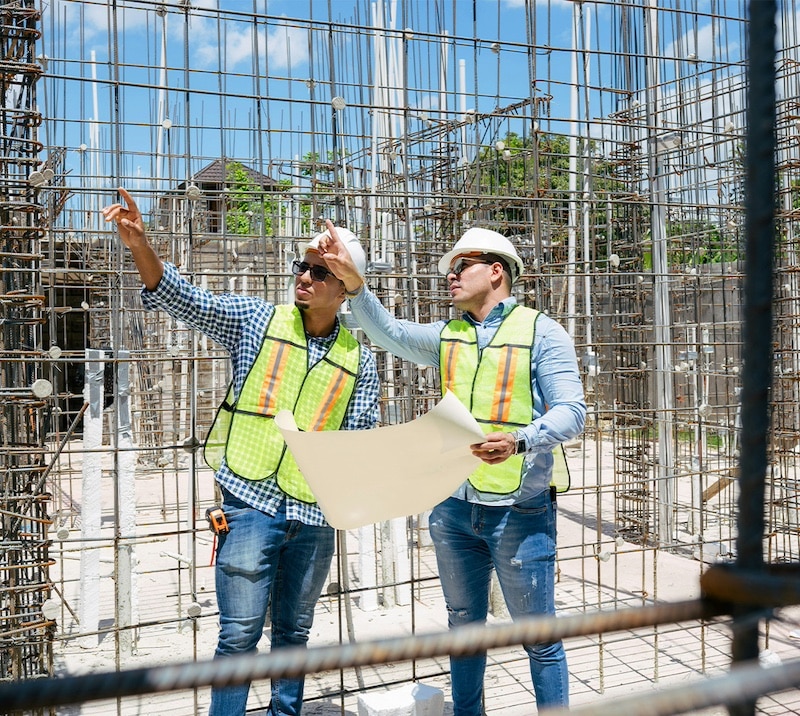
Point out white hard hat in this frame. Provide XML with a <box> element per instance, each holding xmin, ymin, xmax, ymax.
<box><xmin>306</xmin><ymin>226</ymin><xmax>367</xmax><ymax>277</ymax></box>
<box><xmin>438</xmin><ymin>227</ymin><xmax>524</xmax><ymax>283</ymax></box>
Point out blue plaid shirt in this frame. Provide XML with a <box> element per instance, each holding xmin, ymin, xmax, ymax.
<box><xmin>141</xmin><ymin>262</ymin><xmax>380</xmax><ymax>526</ymax></box>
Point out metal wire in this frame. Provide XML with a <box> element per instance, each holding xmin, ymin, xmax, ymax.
<box><xmin>549</xmin><ymin>658</ymin><xmax>800</xmax><ymax>716</ymax></box>
<box><xmin>0</xmin><ymin>598</ymin><xmax>726</xmax><ymax>712</ymax></box>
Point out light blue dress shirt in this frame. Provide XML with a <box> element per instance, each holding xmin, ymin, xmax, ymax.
<box><xmin>348</xmin><ymin>286</ymin><xmax>586</xmax><ymax>504</ymax></box>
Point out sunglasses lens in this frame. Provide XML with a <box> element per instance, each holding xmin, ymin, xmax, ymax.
<box><xmin>293</xmin><ymin>261</ymin><xmax>331</xmax><ymax>282</ymax></box>
<box><xmin>450</xmin><ymin>258</ymin><xmax>479</xmax><ymax>276</ymax></box>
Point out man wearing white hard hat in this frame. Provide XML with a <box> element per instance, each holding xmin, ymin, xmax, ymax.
<box><xmin>318</xmin><ymin>221</ymin><xmax>586</xmax><ymax>714</ymax></box>
<box><xmin>103</xmin><ymin>190</ymin><xmax>379</xmax><ymax>716</ymax></box>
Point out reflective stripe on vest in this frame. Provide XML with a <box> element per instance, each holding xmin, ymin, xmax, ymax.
<box><xmin>203</xmin><ymin>304</ymin><xmax>361</xmax><ymax>502</ymax></box>
<box><xmin>440</xmin><ymin>306</ymin><xmax>538</xmax><ymax>495</ymax></box>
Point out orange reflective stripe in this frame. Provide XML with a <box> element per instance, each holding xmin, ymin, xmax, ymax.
<box><xmin>308</xmin><ymin>369</ymin><xmax>349</xmax><ymax>430</ymax></box>
<box><xmin>491</xmin><ymin>346</ymin><xmax>518</xmax><ymax>423</ymax></box>
<box><xmin>257</xmin><ymin>342</ymin><xmax>291</xmax><ymax>414</ymax></box>
<box><xmin>442</xmin><ymin>341</ymin><xmax>460</xmax><ymax>391</ymax></box>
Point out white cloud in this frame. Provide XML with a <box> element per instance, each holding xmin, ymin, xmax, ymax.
<box><xmin>51</xmin><ymin>0</ymin><xmax>192</xmax><ymax>39</ymax></box>
<box><xmin>666</xmin><ymin>19</ymin><xmax>738</xmax><ymax>62</ymax></box>
<box><xmin>265</xmin><ymin>24</ymin><xmax>309</xmax><ymax>70</ymax></box>
<box><xmin>49</xmin><ymin>0</ymin><xmax>222</xmax><ymax>59</ymax></box>
<box><xmin>191</xmin><ymin>19</ymin><xmax>308</xmax><ymax>71</ymax></box>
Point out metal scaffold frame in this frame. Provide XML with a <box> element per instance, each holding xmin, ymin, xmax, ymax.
<box><xmin>0</xmin><ymin>0</ymin><xmax>53</xmax><ymax>696</ymax></box>
<box><xmin>2</xmin><ymin>1</ymin><xmax>800</xmax><ymax>714</ymax></box>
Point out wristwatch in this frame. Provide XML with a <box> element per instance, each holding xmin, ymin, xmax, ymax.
<box><xmin>344</xmin><ymin>282</ymin><xmax>364</xmax><ymax>299</ymax></box>
<box><xmin>513</xmin><ymin>431</ymin><xmax>527</xmax><ymax>455</ymax></box>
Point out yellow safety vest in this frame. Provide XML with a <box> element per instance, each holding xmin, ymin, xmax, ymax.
<box><xmin>440</xmin><ymin>305</ymin><xmax>570</xmax><ymax>495</ymax></box>
<box><xmin>204</xmin><ymin>304</ymin><xmax>361</xmax><ymax>503</ymax></box>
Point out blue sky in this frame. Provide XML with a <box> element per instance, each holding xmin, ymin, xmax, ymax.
<box><xmin>38</xmin><ymin>0</ymin><xmax>750</xmax><ymax>215</ymax></box>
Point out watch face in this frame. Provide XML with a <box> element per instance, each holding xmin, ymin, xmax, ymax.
<box><xmin>516</xmin><ymin>438</ymin><xmax>526</xmax><ymax>455</ymax></box>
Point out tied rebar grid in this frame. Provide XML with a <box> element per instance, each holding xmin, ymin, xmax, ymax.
<box><xmin>12</xmin><ymin>0</ymin><xmax>800</xmax><ymax>713</ymax></box>
<box><xmin>0</xmin><ymin>0</ymin><xmax>53</xmax><ymax>692</ymax></box>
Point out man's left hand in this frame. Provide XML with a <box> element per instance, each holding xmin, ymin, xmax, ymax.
<box><xmin>470</xmin><ymin>432</ymin><xmax>516</xmax><ymax>464</ymax></box>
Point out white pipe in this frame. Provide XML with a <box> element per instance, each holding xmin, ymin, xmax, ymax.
<box><xmin>386</xmin><ymin>0</ymin><xmax>401</xmax><ymax>144</ymax></box>
<box><xmin>581</xmin><ymin>9</ymin><xmax>593</xmax><ymax>350</ymax></box>
<box><xmin>116</xmin><ymin>352</ymin><xmax>138</xmax><ymax>655</ymax></box>
<box><xmin>391</xmin><ymin>517</ymin><xmax>411</xmax><ymax>606</ymax></box>
<box><xmin>79</xmin><ymin>350</ymin><xmax>104</xmax><ymax>647</ymax></box>
<box><xmin>89</xmin><ymin>51</ymin><xmax>100</xmax><ymax>233</ymax></box>
<box><xmin>459</xmin><ymin>59</ymin><xmax>468</xmax><ymax>165</ymax></box>
<box><xmin>567</xmin><ymin>6</ymin><xmax>579</xmax><ymax>339</ymax></box>
<box><xmin>439</xmin><ymin>30</ymin><xmax>448</xmax><ymax>121</ymax></box>
<box><xmin>357</xmin><ymin>525</ymin><xmax>379</xmax><ymax>611</ymax></box>
<box><xmin>161</xmin><ymin>550</ymin><xmax>193</xmax><ymax>566</ymax></box>
<box><xmin>644</xmin><ymin>3</ymin><xmax>676</xmax><ymax>544</ymax></box>
<box><xmin>155</xmin><ymin>15</ymin><xmax>168</xmax><ymax>195</ymax></box>
<box><xmin>370</xmin><ymin>2</ymin><xmax>384</xmax><ymax>262</ymax></box>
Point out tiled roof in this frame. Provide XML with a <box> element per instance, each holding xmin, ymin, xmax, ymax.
<box><xmin>181</xmin><ymin>158</ymin><xmax>279</xmax><ymax>189</ymax></box>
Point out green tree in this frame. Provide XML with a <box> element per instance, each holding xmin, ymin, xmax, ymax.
<box><xmin>473</xmin><ymin>130</ymin><xmax>626</xmax><ymax>265</ymax></box>
<box><xmin>665</xmin><ymin>220</ymin><xmax>739</xmax><ymax>265</ymax></box>
<box><xmin>224</xmin><ymin>161</ymin><xmax>292</xmax><ymax>236</ymax></box>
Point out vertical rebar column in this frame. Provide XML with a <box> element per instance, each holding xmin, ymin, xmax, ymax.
<box><xmin>731</xmin><ymin>3</ymin><xmax>777</xmax><ymax>715</ymax></box>
<box><xmin>0</xmin><ymin>0</ymin><xmax>52</xmax><ymax>695</ymax></box>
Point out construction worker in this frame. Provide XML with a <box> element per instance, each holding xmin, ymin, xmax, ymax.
<box><xmin>317</xmin><ymin>221</ymin><xmax>586</xmax><ymax>714</ymax></box>
<box><xmin>103</xmin><ymin>189</ymin><xmax>379</xmax><ymax>716</ymax></box>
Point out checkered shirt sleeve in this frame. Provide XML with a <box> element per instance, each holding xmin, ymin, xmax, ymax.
<box><xmin>142</xmin><ymin>262</ymin><xmax>380</xmax><ymax>526</ymax></box>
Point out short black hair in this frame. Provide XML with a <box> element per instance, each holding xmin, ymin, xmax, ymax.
<box><xmin>478</xmin><ymin>253</ymin><xmax>513</xmax><ymax>280</ymax></box>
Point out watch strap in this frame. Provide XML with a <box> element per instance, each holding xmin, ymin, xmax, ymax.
<box><xmin>514</xmin><ymin>431</ymin><xmax>526</xmax><ymax>455</ymax></box>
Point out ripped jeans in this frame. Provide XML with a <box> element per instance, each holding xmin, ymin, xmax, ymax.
<box><xmin>429</xmin><ymin>492</ymin><xmax>568</xmax><ymax>715</ymax></box>
<box><xmin>209</xmin><ymin>491</ymin><xmax>335</xmax><ymax>716</ymax></box>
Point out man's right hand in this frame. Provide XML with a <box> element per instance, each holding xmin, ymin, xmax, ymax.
<box><xmin>102</xmin><ymin>187</ymin><xmax>164</xmax><ymax>291</ymax></box>
<box><xmin>102</xmin><ymin>187</ymin><xmax>148</xmax><ymax>250</ymax></box>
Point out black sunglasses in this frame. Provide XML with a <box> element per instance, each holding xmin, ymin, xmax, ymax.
<box><xmin>292</xmin><ymin>260</ymin><xmax>336</xmax><ymax>282</ymax></box>
<box><xmin>448</xmin><ymin>256</ymin><xmax>492</xmax><ymax>277</ymax></box>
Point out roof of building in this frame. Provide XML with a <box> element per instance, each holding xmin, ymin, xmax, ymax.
<box><xmin>179</xmin><ymin>158</ymin><xmax>279</xmax><ymax>190</ymax></box>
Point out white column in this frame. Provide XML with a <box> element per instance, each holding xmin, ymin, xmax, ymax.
<box><xmin>391</xmin><ymin>517</ymin><xmax>411</xmax><ymax>606</ymax></box>
<box><xmin>115</xmin><ymin>351</ymin><xmax>138</xmax><ymax>654</ymax></box>
<box><xmin>358</xmin><ymin>524</ymin><xmax>379</xmax><ymax>611</ymax></box>
<box><xmin>79</xmin><ymin>349</ymin><xmax>104</xmax><ymax>647</ymax></box>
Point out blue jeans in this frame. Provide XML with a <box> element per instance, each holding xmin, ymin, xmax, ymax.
<box><xmin>429</xmin><ymin>492</ymin><xmax>568</xmax><ymax>715</ymax></box>
<box><xmin>208</xmin><ymin>490</ymin><xmax>335</xmax><ymax>716</ymax></box>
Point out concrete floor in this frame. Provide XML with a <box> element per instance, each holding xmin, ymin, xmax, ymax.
<box><xmin>48</xmin><ymin>440</ymin><xmax>800</xmax><ymax>715</ymax></box>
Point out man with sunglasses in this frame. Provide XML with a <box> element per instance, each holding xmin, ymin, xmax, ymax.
<box><xmin>317</xmin><ymin>220</ymin><xmax>586</xmax><ymax>715</ymax></box>
<box><xmin>103</xmin><ymin>189</ymin><xmax>379</xmax><ymax>716</ymax></box>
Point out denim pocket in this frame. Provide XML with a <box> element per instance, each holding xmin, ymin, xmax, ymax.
<box><xmin>510</xmin><ymin>491</ymin><xmax>549</xmax><ymax>515</ymax></box>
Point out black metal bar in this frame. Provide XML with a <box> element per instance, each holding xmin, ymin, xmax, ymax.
<box><xmin>546</xmin><ymin>658</ymin><xmax>800</xmax><ymax>716</ymax></box>
<box><xmin>732</xmin><ymin>3</ymin><xmax>778</xmax><ymax>715</ymax></box>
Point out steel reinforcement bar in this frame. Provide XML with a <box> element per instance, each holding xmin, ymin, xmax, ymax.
<box><xmin>0</xmin><ymin>597</ymin><xmax>743</xmax><ymax>713</ymax></box>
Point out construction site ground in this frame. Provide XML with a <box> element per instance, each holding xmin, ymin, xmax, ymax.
<box><xmin>48</xmin><ymin>437</ymin><xmax>800</xmax><ymax>716</ymax></box>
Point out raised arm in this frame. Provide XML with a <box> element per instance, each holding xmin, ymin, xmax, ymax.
<box><xmin>315</xmin><ymin>219</ymin><xmax>365</xmax><ymax>295</ymax></box>
<box><xmin>102</xmin><ymin>187</ymin><xmax>164</xmax><ymax>291</ymax></box>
